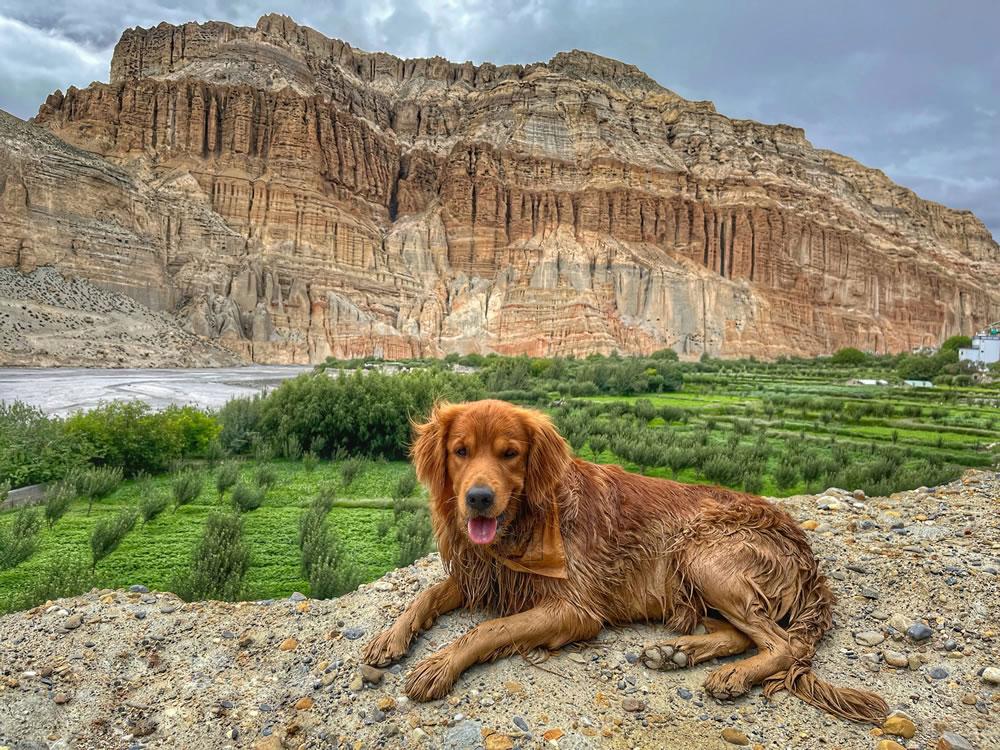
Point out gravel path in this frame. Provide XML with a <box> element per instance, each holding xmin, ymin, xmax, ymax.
<box><xmin>1</xmin><ymin>472</ymin><xmax>998</xmax><ymax>750</ymax></box>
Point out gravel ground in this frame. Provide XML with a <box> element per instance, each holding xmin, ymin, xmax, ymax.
<box><xmin>1</xmin><ymin>472</ymin><xmax>998</xmax><ymax>750</ymax></box>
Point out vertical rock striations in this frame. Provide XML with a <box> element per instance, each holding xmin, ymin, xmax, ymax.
<box><xmin>2</xmin><ymin>14</ymin><xmax>995</xmax><ymax>363</ymax></box>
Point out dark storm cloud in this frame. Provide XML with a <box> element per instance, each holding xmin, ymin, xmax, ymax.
<box><xmin>1</xmin><ymin>0</ymin><xmax>996</xmax><ymax>237</ymax></box>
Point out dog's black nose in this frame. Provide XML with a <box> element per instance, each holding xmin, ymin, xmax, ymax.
<box><xmin>465</xmin><ymin>486</ymin><xmax>495</xmax><ymax>511</ymax></box>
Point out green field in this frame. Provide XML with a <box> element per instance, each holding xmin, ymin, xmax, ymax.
<box><xmin>0</xmin><ymin>459</ymin><xmax>418</xmax><ymax>613</ymax></box>
<box><xmin>2</xmin><ymin>354</ymin><xmax>998</xmax><ymax>613</ymax></box>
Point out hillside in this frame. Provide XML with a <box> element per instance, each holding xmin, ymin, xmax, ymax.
<box><xmin>0</xmin><ymin>14</ymin><xmax>997</xmax><ymax>365</ymax></box>
<box><xmin>1</xmin><ymin>473</ymin><xmax>998</xmax><ymax>749</ymax></box>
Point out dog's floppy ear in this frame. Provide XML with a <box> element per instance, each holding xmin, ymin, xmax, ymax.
<box><xmin>411</xmin><ymin>402</ymin><xmax>461</xmax><ymax>502</ymax></box>
<box><xmin>523</xmin><ymin>408</ymin><xmax>571</xmax><ymax>514</ymax></box>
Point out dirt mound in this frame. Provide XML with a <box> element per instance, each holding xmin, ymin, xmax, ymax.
<box><xmin>1</xmin><ymin>474</ymin><xmax>998</xmax><ymax>749</ymax></box>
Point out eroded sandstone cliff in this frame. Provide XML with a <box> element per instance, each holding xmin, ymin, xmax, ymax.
<box><xmin>3</xmin><ymin>14</ymin><xmax>998</xmax><ymax>363</ymax></box>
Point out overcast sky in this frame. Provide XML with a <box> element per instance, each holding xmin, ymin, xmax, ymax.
<box><xmin>1</xmin><ymin>0</ymin><xmax>997</xmax><ymax>239</ymax></box>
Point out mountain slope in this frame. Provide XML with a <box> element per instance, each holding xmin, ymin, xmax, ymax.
<box><xmin>2</xmin><ymin>14</ymin><xmax>997</xmax><ymax>363</ymax></box>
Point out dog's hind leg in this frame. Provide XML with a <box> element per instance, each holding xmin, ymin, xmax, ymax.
<box><xmin>641</xmin><ymin>617</ymin><xmax>753</xmax><ymax>671</ymax></box>
<box><xmin>700</xmin><ymin>606</ymin><xmax>805</xmax><ymax>699</ymax></box>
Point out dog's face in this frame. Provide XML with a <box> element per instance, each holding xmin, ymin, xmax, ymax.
<box><xmin>412</xmin><ymin>400</ymin><xmax>570</xmax><ymax>546</ymax></box>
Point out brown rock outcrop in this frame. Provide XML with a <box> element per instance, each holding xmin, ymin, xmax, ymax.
<box><xmin>3</xmin><ymin>14</ymin><xmax>997</xmax><ymax>363</ymax></box>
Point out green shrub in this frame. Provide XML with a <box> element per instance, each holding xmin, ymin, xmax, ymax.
<box><xmin>217</xmin><ymin>393</ymin><xmax>265</xmax><ymax>455</ymax></box>
<box><xmin>307</xmin><ymin>542</ymin><xmax>364</xmax><ymax>600</ymax></box>
<box><xmin>340</xmin><ymin>456</ymin><xmax>368</xmax><ymax>489</ymax></box>
<box><xmin>257</xmin><ymin>369</ymin><xmax>484</xmax><ymax>460</ymax></box>
<box><xmin>298</xmin><ymin>489</ymin><xmax>336</xmax><ymax>579</ymax></box>
<box><xmin>253</xmin><ymin>438</ymin><xmax>274</xmax><ymax>463</ymax></box>
<box><xmin>64</xmin><ymin>401</ymin><xmax>183</xmax><ymax>476</ymax></box>
<box><xmin>633</xmin><ymin>398</ymin><xmax>657</xmax><ymax>423</ymax></box>
<box><xmin>774</xmin><ymin>460</ymin><xmax>800</xmax><ymax>492</ymax></box>
<box><xmin>302</xmin><ymin>451</ymin><xmax>319</xmax><ymax>473</ymax></box>
<box><xmin>742</xmin><ymin>472</ymin><xmax>764</xmax><ymax>495</ymax></box>
<box><xmin>171</xmin><ymin>470</ymin><xmax>204</xmax><ymax>512</ymax></box>
<box><xmin>78</xmin><ymin>465</ymin><xmax>123</xmax><ymax>515</ymax></box>
<box><xmin>139</xmin><ymin>488</ymin><xmax>169</xmax><ymax>528</ymax></box>
<box><xmin>0</xmin><ymin>479</ymin><xmax>8</xmax><ymax>505</ymax></box>
<box><xmin>800</xmin><ymin>453</ymin><xmax>825</xmax><ymax>485</ymax></box>
<box><xmin>376</xmin><ymin>514</ymin><xmax>393</xmax><ymax>539</ymax></box>
<box><xmin>162</xmin><ymin>405</ymin><xmax>220</xmax><ymax>457</ymax></box>
<box><xmin>254</xmin><ymin>464</ymin><xmax>278</xmax><ymax>489</ymax></box>
<box><xmin>588</xmin><ymin>434</ymin><xmax>609</xmax><ymax>462</ymax></box>
<box><xmin>702</xmin><ymin>453</ymin><xmax>742</xmax><ymax>487</ymax></box>
<box><xmin>281</xmin><ymin>435</ymin><xmax>303</xmax><ymax>460</ymax></box>
<box><xmin>2</xmin><ymin>556</ymin><xmax>94</xmax><ymax>614</ymax></box>
<box><xmin>297</xmin><ymin>488</ymin><xmax>363</xmax><ymax>598</ymax></box>
<box><xmin>90</xmin><ymin>508</ymin><xmax>138</xmax><ymax>570</ymax></box>
<box><xmin>43</xmin><ymin>482</ymin><xmax>74</xmax><ymax>529</ymax></box>
<box><xmin>831</xmin><ymin>347</ymin><xmax>868</xmax><ymax>365</ymax></box>
<box><xmin>392</xmin><ymin>467</ymin><xmax>418</xmax><ymax>501</ymax></box>
<box><xmin>203</xmin><ymin>440</ymin><xmax>225</xmax><ymax>467</ymax></box>
<box><xmin>215</xmin><ymin>460</ymin><xmax>241</xmax><ymax>501</ymax></box>
<box><xmin>174</xmin><ymin>511</ymin><xmax>251</xmax><ymax>602</ymax></box>
<box><xmin>0</xmin><ymin>401</ymin><xmax>88</xmax><ymax>486</ymax></box>
<box><xmin>941</xmin><ymin>335</ymin><xmax>972</xmax><ymax>352</ymax></box>
<box><xmin>0</xmin><ymin>506</ymin><xmax>42</xmax><ymax>570</ymax></box>
<box><xmin>231</xmin><ymin>483</ymin><xmax>264</xmax><ymax>513</ymax></box>
<box><xmin>393</xmin><ymin>500</ymin><xmax>435</xmax><ymax>568</ymax></box>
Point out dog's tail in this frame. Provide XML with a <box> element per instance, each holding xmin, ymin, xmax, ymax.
<box><xmin>763</xmin><ymin>663</ymin><xmax>888</xmax><ymax>724</ymax></box>
<box><xmin>765</xmin><ymin>566</ymin><xmax>888</xmax><ymax>724</ymax></box>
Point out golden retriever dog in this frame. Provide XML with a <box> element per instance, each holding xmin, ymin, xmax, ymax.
<box><xmin>363</xmin><ymin>400</ymin><xmax>887</xmax><ymax>723</ymax></box>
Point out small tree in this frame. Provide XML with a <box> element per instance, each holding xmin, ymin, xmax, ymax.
<box><xmin>254</xmin><ymin>464</ymin><xmax>277</xmax><ymax>490</ymax></box>
<box><xmin>203</xmin><ymin>440</ymin><xmax>225</xmax><ymax>467</ymax></box>
<box><xmin>175</xmin><ymin>511</ymin><xmax>250</xmax><ymax>601</ymax></box>
<box><xmin>139</xmin><ymin>489</ymin><xmax>169</xmax><ymax>528</ymax></box>
<box><xmin>297</xmin><ymin>488</ymin><xmax>362</xmax><ymax>599</ymax></box>
<box><xmin>831</xmin><ymin>347</ymin><xmax>868</xmax><ymax>366</ymax></box>
<box><xmin>394</xmin><ymin>501</ymin><xmax>435</xmax><ymax>568</ymax></box>
<box><xmin>391</xmin><ymin>468</ymin><xmax>418</xmax><ymax>501</ymax></box>
<box><xmin>215</xmin><ymin>460</ymin><xmax>241</xmax><ymax>502</ymax></box>
<box><xmin>339</xmin><ymin>456</ymin><xmax>367</xmax><ymax>489</ymax></box>
<box><xmin>44</xmin><ymin>481</ymin><xmax>74</xmax><ymax>529</ymax></box>
<box><xmin>0</xmin><ymin>506</ymin><xmax>42</xmax><ymax>570</ymax></box>
<box><xmin>14</xmin><ymin>557</ymin><xmax>94</xmax><ymax>612</ymax></box>
<box><xmin>79</xmin><ymin>466</ymin><xmax>123</xmax><ymax>516</ymax></box>
<box><xmin>171</xmin><ymin>470</ymin><xmax>204</xmax><ymax>513</ymax></box>
<box><xmin>774</xmin><ymin>460</ymin><xmax>799</xmax><ymax>492</ymax></box>
<box><xmin>302</xmin><ymin>451</ymin><xmax>319</xmax><ymax>473</ymax></box>
<box><xmin>90</xmin><ymin>508</ymin><xmax>138</xmax><ymax>570</ymax></box>
<box><xmin>230</xmin><ymin>483</ymin><xmax>264</xmax><ymax>513</ymax></box>
<box><xmin>298</xmin><ymin>489</ymin><xmax>337</xmax><ymax>579</ymax></box>
<box><xmin>742</xmin><ymin>471</ymin><xmax>764</xmax><ymax>495</ymax></box>
<box><xmin>588</xmin><ymin>434</ymin><xmax>609</xmax><ymax>463</ymax></box>
<box><xmin>282</xmin><ymin>435</ymin><xmax>302</xmax><ymax>461</ymax></box>
<box><xmin>633</xmin><ymin>398</ymin><xmax>657</xmax><ymax>423</ymax></box>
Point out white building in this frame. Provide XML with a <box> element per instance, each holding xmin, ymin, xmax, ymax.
<box><xmin>959</xmin><ymin>329</ymin><xmax>1000</xmax><ymax>367</ymax></box>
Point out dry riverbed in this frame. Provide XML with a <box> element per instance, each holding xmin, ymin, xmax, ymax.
<box><xmin>1</xmin><ymin>473</ymin><xmax>999</xmax><ymax>750</ymax></box>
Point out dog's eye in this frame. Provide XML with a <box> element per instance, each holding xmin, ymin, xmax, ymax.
<box><xmin>455</xmin><ymin>447</ymin><xmax>467</xmax><ymax>457</ymax></box>
<box><xmin>503</xmin><ymin>449</ymin><xmax>518</xmax><ymax>458</ymax></box>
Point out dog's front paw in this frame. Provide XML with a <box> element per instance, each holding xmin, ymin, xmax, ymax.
<box><xmin>363</xmin><ymin>627</ymin><xmax>411</xmax><ymax>667</ymax></box>
<box><xmin>405</xmin><ymin>651</ymin><xmax>457</xmax><ymax>701</ymax></box>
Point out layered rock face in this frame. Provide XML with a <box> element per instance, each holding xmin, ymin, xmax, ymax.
<box><xmin>6</xmin><ymin>14</ymin><xmax>998</xmax><ymax>362</ymax></box>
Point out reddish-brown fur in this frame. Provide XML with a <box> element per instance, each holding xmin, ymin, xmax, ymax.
<box><xmin>363</xmin><ymin>400</ymin><xmax>888</xmax><ymax>723</ymax></box>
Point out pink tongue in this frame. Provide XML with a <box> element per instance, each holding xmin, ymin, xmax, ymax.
<box><xmin>468</xmin><ymin>516</ymin><xmax>498</xmax><ymax>544</ymax></box>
